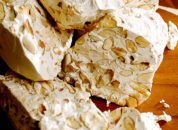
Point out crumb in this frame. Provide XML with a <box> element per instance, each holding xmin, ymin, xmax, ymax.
<box><xmin>158</xmin><ymin>111</ymin><xmax>172</xmax><ymax>122</ymax></box>
<box><xmin>159</xmin><ymin>99</ymin><xmax>170</xmax><ymax>108</ymax></box>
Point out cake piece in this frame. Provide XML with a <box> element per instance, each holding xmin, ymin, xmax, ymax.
<box><xmin>0</xmin><ymin>74</ymin><xmax>108</xmax><ymax>130</ymax></box>
<box><xmin>60</xmin><ymin>8</ymin><xmax>169</xmax><ymax>107</ymax></box>
<box><xmin>39</xmin><ymin>0</ymin><xmax>158</xmax><ymax>30</ymax></box>
<box><xmin>0</xmin><ymin>0</ymin><xmax>73</xmax><ymax>81</ymax></box>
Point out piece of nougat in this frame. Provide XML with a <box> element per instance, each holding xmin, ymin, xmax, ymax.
<box><xmin>39</xmin><ymin>0</ymin><xmax>158</xmax><ymax>30</ymax></box>
<box><xmin>60</xmin><ymin>8</ymin><xmax>169</xmax><ymax>107</ymax></box>
<box><xmin>0</xmin><ymin>0</ymin><xmax>73</xmax><ymax>81</ymax></box>
<box><xmin>0</xmin><ymin>74</ymin><xmax>108</xmax><ymax>130</ymax></box>
<box><xmin>0</xmin><ymin>74</ymin><xmax>170</xmax><ymax>130</ymax></box>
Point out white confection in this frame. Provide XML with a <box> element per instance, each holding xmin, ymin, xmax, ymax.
<box><xmin>61</xmin><ymin>8</ymin><xmax>169</xmax><ymax>107</ymax></box>
<box><xmin>167</xmin><ymin>21</ymin><xmax>178</xmax><ymax>50</ymax></box>
<box><xmin>157</xmin><ymin>111</ymin><xmax>172</xmax><ymax>122</ymax></box>
<box><xmin>39</xmin><ymin>0</ymin><xmax>158</xmax><ymax>29</ymax></box>
<box><xmin>0</xmin><ymin>74</ymin><xmax>169</xmax><ymax>130</ymax></box>
<box><xmin>0</xmin><ymin>0</ymin><xmax>73</xmax><ymax>81</ymax></box>
<box><xmin>159</xmin><ymin>99</ymin><xmax>170</xmax><ymax>108</ymax></box>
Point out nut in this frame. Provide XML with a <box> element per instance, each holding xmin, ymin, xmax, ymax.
<box><xmin>88</xmin><ymin>34</ymin><xmax>100</xmax><ymax>42</ymax></box>
<box><xmin>98</xmin><ymin>29</ymin><xmax>116</xmax><ymax>38</ymax></box>
<box><xmin>22</xmin><ymin>37</ymin><xmax>36</xmax><ymax>54</ymax></box>
<box><xmin>120</xmin><ymin>70</ymin><xmax>133</xmax><ymax>77</ymax></box>
<box><xmin>97</xmin><ymin>69</ymin><xmax>113</xmax><ymax>87</ymax></box>
<box><xmin>111</xmin><ymin>80</ymin><xmax>120</xmax><ymax>88</ymax></box>
<box><xmin>132</xmin><ymin>84</ymin><xmax>151</xmax><ymax>97</ymax></box>
<box><xmin>29</xmin><ymin>8</ymin><xmax>36</xmax><ymax>21</ymax></box>
<box><xmin>53</xmin><ymin>47</ymin><xmax>61</xmax><ymax>55</ymax></box>
<box><xmin>117</xmin><ymin>27</ymin><xmax>127</xmax><ymax>38</ymax></box>
<box><xmin>79</xmin><ymin>72</ymin><xmax>90</xmax><ymax>84</ymax></box>
<box><xmin>41</xmin><ymin>18</ymin><xmax>48</xmax><ymax>28</ymax></box>
<box><xmin>126</xmin><ymin>39</ymin><xmax>137</xmax><ymax>53</ymax></box>
<box><xmin>24</xmin><ymin>20</ymin><xmax>34</xmax><ymax>35</ymax></box>
<box><xmin>99</xmin><ymin>16</ymin><xmax>117</xmax><ymax>28</ymax></box>
<box><xmin>111</xmin><ymin>109</ymin><xmax>121</xmax><ymax>123</ymax></box>
<box><xmin>123</xmin><ymin>117</ymin><xmax>135</xmax><ymax>130</ymax></box>
<box><xmin>62</xmin><ymin>54</ymin><xmax>72</xmax><ymax>72</ymax></box>
<box><xmin>126</xmin><ymin>97</ymin><xmax>137</xmax><ymax>107</ymax></box>
<box><xmin>38</xmin><ymin>40</ymin><xmax>45</xmax><ymax>49</ymax></box>
<box><xmin>112</xmin><ymin>47</ymin><xmax>127</xmax><ymax>57</ymax></box>
<box><xmin>103</xmin><ymin>37</ymin><xmax>113</xmax><ymax>50</ymax></box>
<box><xmin>66</xmin><ymin>117</ymin><xmax>81</xmax><ymax>129</ymax></box>
<box><xmin>0</xmin><ymin>3</ymin><xmax>5</xmax><ymax>22</ymax></box>
<box><xmin>135</xmin><ymin>36</ymin><xmax>150</xmax><ymax>48</ymax></box>
<box><xmin>137</xmin><ymin>72</ymin><xmax>154</xmax><ymax>83</ymax></box>
<box><xmin>76</xmin><ymin>36</ymin><xmax>85</xmax><ymax>45</ymax></box>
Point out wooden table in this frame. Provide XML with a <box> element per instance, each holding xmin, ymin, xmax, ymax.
<box><xmin>92</xmin><ymin>2</ymin><xmax>178</xmax><ymax>130</ymax></box>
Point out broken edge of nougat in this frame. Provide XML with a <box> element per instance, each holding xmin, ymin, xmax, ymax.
<box><xmin>0</xmin><ymin>0</ymin><xmax>73</xmax><ymax>81</ymax></box>
<box><xmin>39</xmin><ymin>0</ymin><xmax>159</xmax><ymax>30</ymax></box>
<box><xmin>0</xmin><ymin>74</ymin><xmax>171</xmax><ymax>130</ymax></box>
<box><xmin>60</xmin><ymin>7</ymin><xmax>169</xmax><ymax>107</ymax></box>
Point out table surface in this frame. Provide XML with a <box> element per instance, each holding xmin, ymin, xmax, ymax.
<box><xmin>1</xmin><ymin>1</ymin><xmax>178</xmax><ymax>130</ymax></box>
<box><xmin>92</xmin><ymin>1</ymin><xmax>178</xmax><ymax>130</ymax></box>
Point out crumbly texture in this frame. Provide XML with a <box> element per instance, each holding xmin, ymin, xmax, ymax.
<box><xmin>39</xmin><ymin>0</ymin><xmax>158</xmax><ymax>30</ymax></box>
<box><xmin>60</xmin><ymin>8</ymin><xmax>169</xmax><ymax>107</ymax></box>
<box><xmin>0</xmin><ymin>0</ymin><xmax>73</xmax><ymax>81</ymax></box>
<box><xmin>167</xmin><ymin>21</ymin><xmax>178</xmax><ymax>50</ymax></box>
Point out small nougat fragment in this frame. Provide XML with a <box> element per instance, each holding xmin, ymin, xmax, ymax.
<box><xmin>39</xmin><ymin>0</ymin><xmax>158</xmax><ymax>29</ymax></box>
<box><xmin>167</xmin><ymin>21</ymin><xmax>178</xmax><ymax>50</ymax></box>
<box><xmin>61</xmin><ymin>8</ymin><xmax>169</xmax><ymax>107</ymax></box>
<box><xmin>0</xmin><ymin>0</ymin><xmax>73</xmax><ymax>81</ymax></box>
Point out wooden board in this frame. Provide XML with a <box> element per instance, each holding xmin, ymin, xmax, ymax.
<box><xmin>92</xmin><ymin>3</ymin><xmax>178</xmax><ymax>130</ymax></box>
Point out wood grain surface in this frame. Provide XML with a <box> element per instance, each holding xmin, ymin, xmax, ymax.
<box><xmin>93</xmin><ymin>3</ymin><xmax>178</xmax><ymax>130</ymax></box>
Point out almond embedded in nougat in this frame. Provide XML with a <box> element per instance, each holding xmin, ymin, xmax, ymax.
<box><xmin>0</xmin><ymin>0</ymin><xmax>73</xmax><ymax>81</ymax></box>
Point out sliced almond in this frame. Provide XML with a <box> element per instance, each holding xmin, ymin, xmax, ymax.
<box><xmin>66</xmin><ymin>117</ymin><xmax>81</xmax><ymax>129</ymax></box>
<box><xmin>126</xmin><ymin>97</ymin><xmax>137</xmax><ymax>107</ymax></box>
<box><xmin>126</xmin><ymin>39</ymin><xmax>137</xmax><ymax>53</ymax></box>
<box><xmin>124</xmin><ymin>117</ymin><xmax>135</xmax><ymax>130</ymax></box>
<box><xmin>62</xmin><ymin>54</ymin><xmax>72</xmax><ymax>72</ymax></box>
<box><xmin>135</xmin><ymin>36</ymin><xmax>150</xmax><ymax>48</ymax></box>
<box><xmin>29</xmin><ymin>7</ymin><xmax>36</xmax><ymax>21</ymax></box>
<box><xmin>112</xmin><ymin>47</ymin><xmax>127</xmax><ymax>57</ymax></box>
<box><xmin>117</xmin><ymin>27</ymin><xmax>127</xmax><ymax>38</ymax></box>
<box><xmin>99</xmin><ymin>16</ymin><xmax>117</xmax><ymax>28</ymax></box>
<box><xmin>111</xmin><ymin>109</ymin><xmax>121</xmax><ymax>123</ymax></box>
<box><xmin>88</xmin><ymin>34</ymin><xmax>100</xmax><ymax>42</ymax></box>
<box><xmin>98</xmin><ymin>29</ymin><xmax>116</xmax><ymax>38</ymax></box>
<box><xmin>38</xmin><ymin>40</ymin><xmax>45</xmax><ymax>49</ymax></box>
<box><xmin>76</xmin><ymin>36</ymin><xmax>85</xmax><ymax>45</ymax></box>
<box><xmin>103</xmin><ymin>37</ymin><xmax>113</xmax><ymax>50</ymax></box>
<box><xmin>0</xmin><ymin>2</ymin><xmax>5</xmax><ymax>22</ymax></box>
<box><xmin>22</xmin><ymin>37</ymin><xmax>36</xmax><ymax>54</ymax></box>
<box><xmin>120</xmin><ymin>70</ymin><xmax>133</xmax><ymax>77</ymax></box>
<box><xmin>137</xmin><ymin>72</ymin><xmax>154</xmax><ymax>83</ymax></box>
<box><xmin>24</xmin><ymin>20</ymin><xmax>34</xmax><ymax>35</ymax></box>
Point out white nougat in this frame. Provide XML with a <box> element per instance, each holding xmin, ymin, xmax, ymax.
<box><xmin>39</xmin><ymin>0</ymin><xmax>158</xmax><ymax>29</ymax></box>
<box><xmin>0</xmin><ymin>74</ymin><xmax>169</xmax><ymax>130</ymax></box>
<box><xmin>0</xmin><ymin>0</ymin><xmax>73</xmax><ymax>81</ymax></box>
<box><xmin>61</xmin><ymin>8</ymin><xmax>169</xmax><ymax>107</ymax></box>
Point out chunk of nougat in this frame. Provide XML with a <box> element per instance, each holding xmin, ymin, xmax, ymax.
<box><xmin>61</xmin><ymin>8</ymin><xmax>169</xmax><ymax>107</ymax></box>
<box><xmin>0</xmin><ymin>74</ymin><xmax>170</xmax><ymax>130</ymax></box>
<box><xmin>39</xmin><ymin>0</ymin><xmax>158</xmax><ymax>30</ymax></box>
<box><xmin>0</xmin><ymin>74</ymin><xmax>108</xmax><ymax>130</ymax></box>
<box><xmin>0</xmin><ymin>0</ymin><xmax>73</xmax><ymax>81</ymax></box>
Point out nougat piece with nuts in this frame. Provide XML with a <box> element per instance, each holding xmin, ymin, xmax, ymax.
<box><xmin>0</xmin><ymin>0</ymin><xmax>73</xmax><ymax>81</ymax></box>
<box><xmin>60</xmin><ymin>8</ymin><xmax>169</xmax><ymax>107</ymax></box>
<box><xmin>0</xmin><ymin>74</ymin><xmax>108</xmax><ymax>130</ymax></box>
<box><xmin>39</xmin><ymin>0</ymin><xmax>158</xmax><ymax>30</ymax></box>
